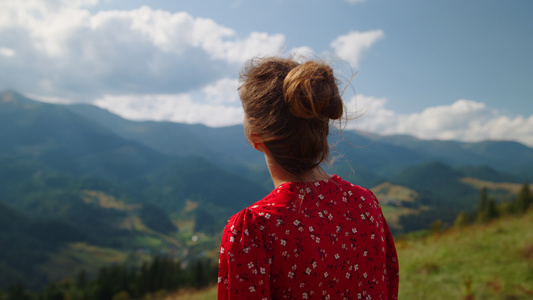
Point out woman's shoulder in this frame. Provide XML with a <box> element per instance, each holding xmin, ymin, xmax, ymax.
<box><xmin>331</xmin><ymin>175</ymin><xmax>376</xmax><ymax>194</ymax></box>
<box><xmin>224</xmin><ymin>175</ymin><xmax>379</xmax><ymax>230</ymax></box>
<box><xmin>327</xmin><ymin>175</ymin><xmax>382</xmax><ymax>209</ymax></box>
<box><xmin>225</xmin><ymin>185</ymin><xmax>298</xmax><ymax>228</ymax></box>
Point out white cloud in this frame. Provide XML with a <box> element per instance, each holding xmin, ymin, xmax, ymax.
<box><xmin>288</xmin><ymin>46</ymin><xmax>316</xmax><ymax>61</ymax></box>
<box><xmin>0</xmin><ymin>1</ymin><xmax>291</xmax><ymax>129</ymax></box>
<box><xmin>10</xmin><ymin>1</ymin><xmax>528</xmax><ymax>147</ymax></box>
<box><xmin>330</xmin><ymin>30</ymin><xmax>384</xmax><ymax>67</ymax></box>
<box><xmin>0</xmin><ymin>47</ymin><xmax>15</xmax><ymax>57</ymax></box>
<box><xmin>203</xmin><ymin>78</ymin><xmax>240</xmax><ymax>104</ymax></box>
<box><xmin>345</xmin><ymin>0</ymin><xmax>367</xmax><ymax>4</ymax></box>
<box><xmin>0</xmin><ymin>2</ymin><xmax>285</xmax><ymax>100</ymax></box>
<box><xmin>90</xmin><ymin>7</ymin><xmax>285</xmax><ymax>64</ymax></box>
<box><xmin>0</xmin><ymin>0</ymin><xmax>95</xmax><ymax>56</ymax></box>
<box><xmin>347</xmin><ymin>96</ymin><xmax>533</xmax><ymax>146</ymax></box>
<box><xmin>210</xmin><ymin>31</ymin><xmax>286</xmax><ymax>64</ymax></box>
<box><xmin>1</xmin><ymin>0</ymin><xmax>389</xmax><ymax>130</ymax></box>
<box><xmin>93</xmin><ymin>77</ymin><xmax>244</xmax><ymax>127</ymax></box>
<box><xmin>94</xmin><ymin>94</ymin><xmax>244</xmax><ymax>127</ymax></box>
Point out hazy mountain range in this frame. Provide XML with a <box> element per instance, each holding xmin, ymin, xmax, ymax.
<box><xmin>1</xmin><ymin>89</ymin><xmax>532</xmax><ymax>289</ymax></box>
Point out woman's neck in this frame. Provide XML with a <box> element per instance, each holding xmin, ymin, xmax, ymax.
<box><xmin>264</xmin><ymin>154</ymin><xmax>331</xmax><ymax>188</ymax></box>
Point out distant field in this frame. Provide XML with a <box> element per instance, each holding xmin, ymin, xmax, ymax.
<box><xmin>372</xmin><ymin>182</ymin><xmax>424</xmax><ymax>232</ymax></box>
<box><xmin>461</xmin><ymin>177</ymin><xmax>526</xmax><ymax>194</ymax></box>
<box><xmin>372</xmin><ymin>182</ymin><xmax>419</xmax><ymax>204</ymax></box>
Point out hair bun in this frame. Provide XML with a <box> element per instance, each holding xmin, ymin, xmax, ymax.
<box><xmin>283</xmin><ymin>61</ymin><xmax>343</xmax><ymax>120</ymax></box>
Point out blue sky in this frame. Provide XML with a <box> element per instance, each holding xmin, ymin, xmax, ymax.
<box><xmin>1</xmin><ymin>0</ymin><xmax>532</xmax><ymax>145</ymax></box>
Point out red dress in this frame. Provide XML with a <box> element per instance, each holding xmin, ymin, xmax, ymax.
<box><xmin>218</xmin><ymin>175</ymin><xmax>399</xmax><ymax>300</ymax></box>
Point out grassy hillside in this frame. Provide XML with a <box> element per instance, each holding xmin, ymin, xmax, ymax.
<box><xmin>371</xmin><ymin>182</ymin><xmax>425</xmax><ymax>233</ymax></box>
<box><xmin>397</xmin><ymin>210</ymin><xmax>533</xmax><ymax>300</ymax></box>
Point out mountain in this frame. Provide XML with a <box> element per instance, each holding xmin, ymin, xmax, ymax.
<box><xmin>0</xmin><ymin>90</ymin><xmax>267</xmax><ymax>209</ymax></box>
<box><xmin>62</xmin><ymin>96</ymin><xmax>533</xmax><ymax>234</ymax></box>
<box><xmin>125</xmin><ymin>156</ymin><xmax>269</xmax><ymax>234</ymax></box>
<box><xmin>65</xmin><ymin>104</ymin><xmax>265</xmax><ymax>170</ymax></box>
<box><xmin>64</xmin><ymin>97</ymin><xmax>533</xmax><ymax>183</ymax></box>
<box><xmin>2</xmin><ymin>89</ymin><xmax>533</xmax><ymax>290</ymax></box>
<box><xmin>386</xmin><ymin>161</ymin><xmax>480</xmax><ymax>232</ymax></box>
<box><xmin>377</xmin><ymin>134</ymin><xmax>533</xmax><ymax>177</ymax></box>
<box><xmin>0</xmin><ymin>91</ymin><xmax>169</xmax><ymax>182</ymax></box>
<box><xmin>391</xmin><ymin>161</ymin><xmax>478</xmax><ymax>206</ymax></box>
<box><xmin>326</xmin><ymin>130</ymin><xmax>428</xmax><ymax>185</ymax></box>
<box><xmin>0</xmin><ymin>90</ymin><xmax>273</xmax><ymax>289</ymax></box>
<box><xmin>457</xmin><ymin>165</ymin><xmax>519</xmax><ymax>182</ymax></box>
<box><xmin>0</xmin><ymin>200</ymin><xmax>88</xmax><ymax>290</ymax></box>
<box><xmin>4</xmin><ymin>89</ymin><xmax>533</xmax><ymax>217</ymax></box>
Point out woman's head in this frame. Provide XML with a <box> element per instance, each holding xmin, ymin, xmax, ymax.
<box><xmin>239</xmin><ymin>56</ymin><xmax>344</xmax><ymax>177</ymax></box>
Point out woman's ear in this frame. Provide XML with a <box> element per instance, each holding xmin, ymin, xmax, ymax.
<box><xmin>250</xmin><ymin>134</ymin><xmax>265</xmax><ymax>153</ymax></box>
<box><xmin>252</xmin><ymin>141</ymin><xmax>264</xmax><ymax>151</ymax></box>
<box><xmin>249</xmin><ymin>132</ymin><xmax>260</xmax><ymax>141</ymax></box>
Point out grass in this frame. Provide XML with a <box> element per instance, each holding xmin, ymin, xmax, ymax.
<box><xmin>82</xmin><ymin>190</ymin><xmax>138</xmax><ymax>210</ymax></box>
<box><xmin>131</xmin><ymin>235</ymin><xmax>166</xmax><ymax>248</ymax></box>
<box><xmin>397</xmin><ymin>209</ymin><xmax>533</xmax><ymax>299</ymax></box>
<box><xmin>164</xmin><ymin>286</ymin><xmax>217</xmax><ymax>300</ymax></box>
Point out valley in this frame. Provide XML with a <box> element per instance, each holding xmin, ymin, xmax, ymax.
<box><xmin>1</xmin><ymin>90</ymin><xmax>532</xmax><ymax>296</ymax></box>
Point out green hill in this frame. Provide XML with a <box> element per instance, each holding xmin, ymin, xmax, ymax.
<box><xmin>397</xmin><ymin>210</ymin><xmax>533</xmax><ymax>299</ymax></box>
<box><xmin>379</xmin><ymin>134</ymin><xmax>533</xmax><ymax>178</ymax></box>
<box><xmin>65</xmin><ymin>103</ymin><xmax>266</xmax><ymax>172</ymax></box>
<box><xmin>0</xmin><ymin>90</ymin><xmax>169</xmax><ymax>181</ymax></box>
<box><xmin>0</xmin><ymin>201</ymin><xmax>87</xmax><ymax>290</ymax></box>
<box><xmin>457</xmin><ymin>165</ymin><xmax>519</xmax><ymax>182</ymax></box>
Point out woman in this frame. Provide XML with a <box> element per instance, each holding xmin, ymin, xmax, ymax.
<box><xmin>218</xmin><ymin>56</ymin><xmax>399</xmax><ymax>299</ymax></box>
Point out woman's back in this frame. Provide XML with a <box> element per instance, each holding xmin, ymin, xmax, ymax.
<box><xmin>218</xmin><ymin>56</ymin><xmax>398</xmax><ymax>299</ymax></box>
<box><xmin>218</xmin><ymin>175</ymin><xmax>399</xmax><ymax>299</ymax></box>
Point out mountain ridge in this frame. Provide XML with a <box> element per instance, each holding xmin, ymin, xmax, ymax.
<box><xmin>60</xmin><ymin>93</ymin><xmax>533</xmax><ymax>181</ymax></box>
<box><xmin>1</xmin><ymin>89</ymin><xmax>532</xmax><ymax>290</ymax></box>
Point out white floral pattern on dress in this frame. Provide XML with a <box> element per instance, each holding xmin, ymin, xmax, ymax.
<box><xmin>218</xmin><ymin>175</ymin><xmax>399</xmax><ymax>299</ymax></box>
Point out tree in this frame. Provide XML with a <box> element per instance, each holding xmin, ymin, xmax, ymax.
<box><xmin>486</xmin><ymin>198</ymin><xmax>499</xmax><ymax>220</ymax></box>
<box><xmin>430</xmin><ymin>219</ymin><xmax>442</xmax><ymax>235</ymax></box>
<box><xmin>516</xmin><ymin>181</ymin><xmax>532</xmax><ymax>213</ymax></box>
<box><xmin>478</xmin><ymin>187</ymin><xmax>488</xmax><ymax>211</ymax></box>
<box><xmin>111</xmin><ymin>291</ymin><xmax>130</xmax><ymax>300</ymax></box>
<box><xmin>37</xmin><ymin>283</ymin><xmax>64</xmax><ymax>300</ymax></box>
<box><xmin>193</xmin><ymin>260</ymin><xmax>207</xmax><ymax>288</ymax></box>
<box><xmin>6</xmin><ymin>284</ymin><xmax>31</xmax><ymax>300</ymax></box>
<box><xmin>477</xmin><ymin>187</ymin><xmax>491</xmax><ymax>223</ymax></box>
<box><xmin>75</xmin><ymin>269</ymin><xmax>87</xmax><ymax>289</ymax></box>
<box><xmin>453</xmin><ymin>211</ymin><xmax>472</xmax><ymax>228</ymax></box>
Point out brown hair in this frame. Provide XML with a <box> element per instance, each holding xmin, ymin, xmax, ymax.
<box><xmin>239</xmin><ymin>56</ymin><xmax>344</xmax><ymax>177</ymax></box>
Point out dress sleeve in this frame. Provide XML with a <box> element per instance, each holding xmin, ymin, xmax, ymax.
<box><xmin>384</xmin><ymin>215</ymin><xmax>400</xmax><ymax>299</ymax></box>
<box><xmin>370</xmin><ymin>189</ymin><xmax>400</xmax><ymax>299</ymax></box>
<box><xmin>218</xmin><ymin>209</ymin><xmax>272</xmax><ymax>300</ymax></box>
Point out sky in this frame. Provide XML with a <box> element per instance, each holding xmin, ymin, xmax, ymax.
<box><xmin>1</xmin><ymin>0</ymin><xmax>532</xmax><ymax>146</ymax></box>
